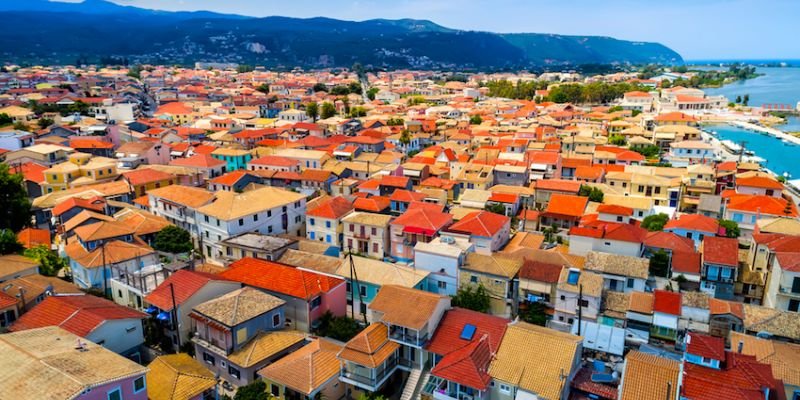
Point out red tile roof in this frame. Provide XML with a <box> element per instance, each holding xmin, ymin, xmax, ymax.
<box><xmin>389</xmin><ymin>189</ymin><xmax>427</xmax><ymax>203</ymax></box>
<box><xmin>52</xmin><ymin>196</ymin><xmax>106</xmax><ymax>217</ymax></box>
<box><xmin>569</xmin><ymin>221</ymin><xmax>647</xmax><ymax>244</ymax></box>
<box><xmin>702</xmin><ymin>236</ymin><xmax>739</xmax><ymax>267</ymax></box>
<box><xmin>447</xmin><ymin>211</ymin><xmax>509</xmax><ymax>238</ymax></box>
<box><xmin>16</xmin><ymin>228</ymin><xmax>51</xmax><ymax>249</ymax></box>
<box><xmin>379</xmin><ymin>175</ymin><xmax>410</xmax><ymax>188</ymax></box>
<box><xmin>209</xmin><ymin>170</ymin><xmax>251</xmax><ymax>187</ymax></box>
<box><xmin>544</xmin><ymin>194</ymin><xmax>588</xmax><ymax>218</ymax></box>
<box><xmin>123</xmin><ymin>168</ymin><xmax>175</xmax><ymax>186</ymax></box>
<box><xmin>170</xmin><ymin>153</ymin><xmax>225</xmax><ymax>168</ymax></box>
<box><xmin>10</xmin><ymin>294</ymin><xmax>146</xmax><ymax>337</ymax></box>
<box><xmin>644</xmin><ymin>231</ymin><xmax>695</xmax><ymax>253</ymax></box>
<box><xmin>652</xmin><ymin>290</ymin><xmax>681</xmax><ymax>316</ymax></box>
<box><xmin>249</xmin><ymin>155</ymin><xmax>299</xmax><ymax>167</ymax></box>
<box><xmin>736</xmin><ymin>176</ymin><xmax>784</xmax><ymax>190</ymax></box>
<box><xmin>671</xmin><ymin>251</ymin><xmax>702</xmax><ymax>275</ymax></box>
<box><xmin>69</xmin><ymin>138</ymin><xmax>114</xmax><ymax>150</ymax></box>
<box><xmin>727</xmin><ymin>194</ymin><xmax>797</xmax><ymax>217</ymax></box>
<box><xmin>0</xmin><ymin>291</ymin><xmax>18</xmax><ymax>309</ymax></box>
<box><xmin>488</xmin><ymin>192</ymin><xmax>518</xmax><ymax>204</ymax></box>
<box><xmin>426</xmin><ymin>307</ymin><xmax>508</xmax><ymax>356</ymax></box>
<box><xmin>664</xmin><ymin>214</ymin><xmax>720</xmax><ymax>234</ymax></box>
<box><xmin>681</xmin><ymin>352</ymin><xmax>781</xmax><ymax>400</ymax></box>
<box><xmin>307</xmin><ymin>196</ymin><xmax>353</xmax><ymax>219</ymax></box>
<box><xmin>353</xmin><ymin>196</ymin><xmax>390</xmax><ymax>212</ymax></box>
<box><xmin>597</xmin><ymin>204</ymin><xmax>633</xmax><ymax>216</ymax></box>
<box><xmin>431</xmin><ymin>339</ymin><xmax>493</xmax><ymax>390</ymax></box>
<box><xmin>221</xmin><ymin>258</ymin><xmax>343</xmax><ymax>300</ymax></box>
<box><xmin>391</xmin><ymin>207</ymin><xmax>452</xmax><ymax>235</ymax></box>
<box><xmin>18</xmin><ymin>162</ymin><xmax>47</xmax><ymax>184</ymax></box>
<box><xmin>145</xmin><ymin>270</ymin><xmax>230</xmax><ymax>311</ymax></box>
<box><xmin>533</xmin><ymin>179</ymin><xmax>582</xmax><ymax>193</ymax></box>
<box><xmin>687</xmin><ymin>332</ymin><xmax>725</xmax><ymax>360</ymax></box>
<box><xmin>519</xmin><ymin>260</ymin><xmax>563</xmax><ymax>284</ymax></box>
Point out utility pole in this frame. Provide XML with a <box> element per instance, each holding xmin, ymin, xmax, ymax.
<box><xmin>577</xmin><ymin>284</ymin><xmax>583</xmax><ymax>336</ymax></box>
<box><xmin>101</xmin><ymin>240</ymin><xmax>108</xmax><ymax>298</ymax></box>
<box><xmin>169</xmin><ymin>282</ymin><xmax>181</xmax><ymax>348</ymax></box>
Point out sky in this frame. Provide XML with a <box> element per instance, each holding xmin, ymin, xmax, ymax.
<box><xmin>55</xmin><ymin>0</ymin><xmax>800</xmax><ymax>60</ymax></box>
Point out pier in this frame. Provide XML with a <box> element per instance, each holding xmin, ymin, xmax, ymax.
<box><xmin>729</xmin><ymin>120</ymin><xmax>800</xmax><ymax>145</ymax></box>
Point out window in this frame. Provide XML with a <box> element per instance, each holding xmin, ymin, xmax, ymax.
<box><xmin>228</xmin><ymin>365</ymin><xmax>241</xmax><ymax>380</ymax></box>
<box><xmin>560</xmin><ymin>295</ymin><xmax>566</xmax><ymax>301</ymax></box>
<box><xmin>499</xmin><ymin>384</ymin><xmax>511</xmax><ymax>394</ymax></box>
<box><xmin>273</xmin><ymin>313</ymin><xmax>281</xmax><ymax>327</ymax></box>
<box><xmin>371</xmin><ymin>227</ymin><xmax>377</xmax><ymax>235</ymax></box>
<box><xmin>470</xmin><ymin>275</ymin><xmax>478</xmax><ymax>283</ymax></box>
<box><xmin>325</xmin><ymin>221</ymin><xmax>331</xmax><ymax>228</ymax></box>
<box><xmin>438</xmin><ymin>281</ymin><xmax>447</xmax><ymax>289</ymax></box>
<box><xmin>579</xmin><ymin>299</ymin><xmax>589</xmax><ymax>307</ymax></box>
<box><xmin>271</xmin><ymin>384</ymin><xmax>280</xmax><ymax>397</ymax></box>
<box><xmin>373</xmin><ymin>243</ymin><xmax>378</xmax><ymax>253</ymax></box>
<box><xmin>133</xmin><ymin>376</ymin><xmax>145</xmax><ymax>393</ymax></box>
<box><xmin>310</xmin><ymin>218</ymin><xmax>315</xmax><ymax>226</ymax></box>
<box><xmin>359</xmin><ymin>285</ymin><xmax>367</xmax><ymax>297</ymax></box>
<box><xmin>203</xmin><ymin>352</ymin><xmax>215</xmax><ymax>365</ymax></box>
<box><xmin>253</xmin><ymin>214</ymin><xmax>258</xmax><ymax>222</ymax></box>
<box><xmin>310</xmin><ymin>296</ymin><xmax>322</xmax><ymax>310</ymax></box>
<box><xmin>107</xmin><ymin>388</ymin><xmax>122</xmax><ymax>400</ymax></box>
<box><xmin>627</xmin><ymin>278</ymin><xmax>635</xmax><ymax>288</ymax></box>
<box><xmin>349</xmin><ymin>224</ymin><xmax>354</xmax><ymax>232</ymax></box>
<box><xmin>268</xmin><ymin>210</ymin><xmax>272</xmax><ymax>217</ymax></box>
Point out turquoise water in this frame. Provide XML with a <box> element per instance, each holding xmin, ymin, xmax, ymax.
<box><xmin>710</xmin><ymin>124</ymin><xmax>800</xmax><ymax>178</ymax></box>
<box><xmin>704</xmin><ymin>67</ymin><xmax>800</xmax><ymax>178</ymax></box>
<box><xmin>704</xmin><ymin>67</ymin><xmax>800</xmax><ymax>108</ymax></box>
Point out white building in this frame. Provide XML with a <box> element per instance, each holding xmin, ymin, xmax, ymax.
<box><xmin>196</xmin><ymin>187</ymin><xmax>307</xmax><ymax>261</ymax></box>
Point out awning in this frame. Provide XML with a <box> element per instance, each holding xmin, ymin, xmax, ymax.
<box><xmin>403</xmin><ymin>226</ymin><xmax>436</xmax><ymax>236</ymax></box>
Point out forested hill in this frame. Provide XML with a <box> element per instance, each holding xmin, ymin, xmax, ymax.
<box><xmin>0</xmin><ymin>0</ymin><xmax>683</xmax><ymax>68</ymax></box>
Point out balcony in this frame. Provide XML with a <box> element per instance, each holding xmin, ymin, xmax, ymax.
<box><xmin>353</xmin><ymin>232</ymin><xmax>371</xmax><ymax>240</ymax></box>
<box><xmin>779</xmin><ymin>286</ymin><xmax>800</xmax><ymax>298</ymax></box>
<box><xmin>191</xmin><ymin>334</ymin><xmax>232</xmax><ymax>356</ymax></box>
<box><xmin>389</xmin><ymin>326</ymin><xmax>429</xmax><ymax>348</ymax></box>
<box><xmin>423</xmin><ymin>376</ymin><xmax>483</xmax><ymax>400</ymax></box>
<box><xmin>340</xmin><ymin>357</ymin><xmax>399</xmax><ymax>391</ymax></box>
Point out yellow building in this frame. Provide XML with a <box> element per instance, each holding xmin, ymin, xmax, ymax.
<box><xmin>41</xmin><ymin>153</ymin><xmax>118</xmax><ymax>193</ymax></box>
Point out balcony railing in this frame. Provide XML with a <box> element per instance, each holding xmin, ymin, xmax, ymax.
<box><xmin>779</xmin><ymin>286</ymin><xmax>800</xmax><ymax>297</ymax></box>
<box><xmin>389</xmin><ymin>327</ymin><xmax>429</xmax><ymax>347</ymax></box>
<box><xmin>340</xmin><ymin>357</ymin><xmax>399</xmax><ymax>390</ymax></box>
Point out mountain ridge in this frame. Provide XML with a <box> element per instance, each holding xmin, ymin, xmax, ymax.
<box><xmin>0</xmin><ymin>0</ymin><xmax>683</xmax><ymax>68</ymax></box>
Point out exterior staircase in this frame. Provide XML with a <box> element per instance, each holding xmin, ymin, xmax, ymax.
<box><xmin>400</xmin><ymin>368</ymin><xmax>425</xmax><ymax>400</ymax></box>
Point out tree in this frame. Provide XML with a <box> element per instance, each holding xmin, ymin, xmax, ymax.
<box><xmin>236</xmin><ymin>65</ymin><xmax>254</xmax><ymax>73</ymax></box>
<box><xmin>23</xmin><ymin>245</ymin><xmax>67</xmax><ymax>276</ymax></box>
<box><xmin>349</xmin><ymin>106</ymin><xmax>366</xmax><ymax>118</ymax></box>
<box><xmin>13</xmin><ymin>121</ymin><xmax>28</xmax><ymax>131</ymax></box>
<box><xmin>234</xmin><ymin>381</ymin><xmax>269</xmax><ymax>400</ymax></box>
<box><xmin>578</xmin><ymin>185</ymin><xmax>604</xmax><ymax>203</ymax></box>
<box><xmin>0</xmin><ymin>229</ymin><xmax>22</xmax><ymax>255</ymax></box>
<box><xmin>305</xmin><ymin>102</ymin><xmax>319</xmax><ymax>122</ymax></box>
<box><xmin>0</xmin><ymin>164</ymin><xmax>31</xmax><ymax>232</ymax></box>
<box><xmin>469</xmin><ymin>115</ymin><xmax>483</xmax><ymax>125</ymax></box>
<box><xmin>742</xmin><ymin>94</ymin><xmax>750</xmax><ymax>106</ymax></box>
<box><xmin>633</xmin><ymin>144</ymin><xmax>661</xmax><ymax>159</ymax></box>
<box><xmin>386</xmin><ymin>117</ymin><xmax>404</xmax><ymax>126</ymax></box>
<box><xmin>255</xmin><ymin>84</ymin><xmax>270</xmax><ymax>93</ymax></box>
<box><xmin>485</xmin><ymin>203</ymin><xmax>507</xmax><ymax>216</ymax></box>
<box><xmin>735</xmin><ymin>95</ymin><xmax>742</xmax><ymax>104</ymax></box>
<box><xmin>314</xmin><ymin>311</ymin><xmax>364</xmax><ymax>342</ymax></box>
<box><xmin>153</xmin><ymin>226</ymin><xmax>192</xmax><ymax>254</ymax></box>
<box><xmin>320</xmin><ymin>102</ymin><xmax>336</xmax><ymax>119</ymax></box>
<box><xmin>521</xmin><ymin>301</ymin><xmax>548</xmax><ymax>326</ymax></box>
<box><xmin>399</xmin><ymin>129</ymin><xmax>412</xmax><ymax>146</ymax></box>
<box><xmin>609</xmin><ymin>135</ymin><xmax>626</xmax><ymax>146</ymax></box>
<box><xmin>649</xmin><ymin>249</ymin><xmax>670</xmax><ymax>277</ymax></box>
<box><xmin>330</xmin><ymin>85</ymin><xmax>351</xmax><ymax>96</ymax></box>
<box><xmin>367</xmin><ymin>87</ymin><xmax>379</xmax><ymax>101</ymax></box>
<box><xmin>37</xmin><ymin>118</ymin><xmax>54</xmax><ymax>129</ymax></box>
<box><xmin>719</xmin><ymin>219</ymin><xmax>741</xmax><ymax>238</ymax></box>
<box><xmin>312</xmin><ymin>83</ymin><xmax>328</xmax><ymax>93</ymax></box>
<box><xmin>608</xmin><ymin>105</ymin><xmax>624</xmax><ymax>113</ymax></box>
<box><xmin>0</xmin><ymin>113</ymin><xmax>11</xmax><ymax>126</ymax></box>
<box><xmin>641</xmin><ymin>213</ymin><xmax>669</xmax><ymax>231</ymax></box>
<box><xmin>451</xmin><ymin>285</ymin><xmax>490</xmax><ymax>313</ymax></box>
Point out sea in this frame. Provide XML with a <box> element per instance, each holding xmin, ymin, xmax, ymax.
<box><xmin>700</xmin><ymin>67</ymin><xmax>800</xmax><ymax>178</ymax></box>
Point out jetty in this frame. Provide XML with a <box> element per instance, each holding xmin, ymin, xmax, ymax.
<box><xmin>730</xmin><ymin>120</ymin><xmax>800</xmax><ymax>145</ymax></box>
